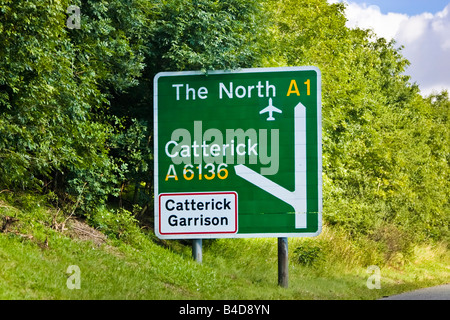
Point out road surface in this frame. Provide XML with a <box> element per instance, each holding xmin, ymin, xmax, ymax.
<box><xmin>381</xmin><ymin>284</ymin><xmax>450</xmax><ymax>300</ymax></box>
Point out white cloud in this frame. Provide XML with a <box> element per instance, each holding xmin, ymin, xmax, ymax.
<box><xmin>344</xmin><ymin>2</ymin><xmax>408</xmax><ymax>40</ymax></box>
<box><xmin>396</xmin><ymin>6</ymin><xmax>450</xmax><ymax>95</ymax></box>
<box><xmin>335</xmin><ymin>1</ymin><xmax>450</xmax><ymax>96</ymax></box>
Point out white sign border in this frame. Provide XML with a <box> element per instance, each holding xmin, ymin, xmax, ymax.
<box><xmin>154</xmin><ymin>66</ymin><xmax>322</xmax><ymax>239</ymax></box>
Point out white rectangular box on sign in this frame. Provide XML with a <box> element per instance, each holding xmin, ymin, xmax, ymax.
<box><xmin>158</xmin><ymin>192</ymin><xmax>238</xmax><ymax>237</ymax></box>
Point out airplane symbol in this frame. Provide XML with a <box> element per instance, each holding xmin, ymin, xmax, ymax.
<box><xmin>259</xmin><ymin>98</ymin><xmax>282</xmax><ymax>121</ymax></box>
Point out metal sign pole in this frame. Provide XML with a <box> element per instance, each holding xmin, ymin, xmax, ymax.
<box><xmin>192</xmin><ymin>239</ymin><xmax>202</xmax><ymax>263</ymax></box>
<box><xmin>278</xmin><ymin>237</ymin><xmax>288</xmax><ymax>288</ymax></box>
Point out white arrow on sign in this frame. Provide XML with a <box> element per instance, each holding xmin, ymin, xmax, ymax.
<box><xmin>235</xmin><ymin>101</ymin><xmax>307</xmax><ymax>228</ymax></box>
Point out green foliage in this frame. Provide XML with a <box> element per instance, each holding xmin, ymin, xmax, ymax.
<box><xmin>268</xmin><ymin>0</ymin><xmax>449</xmax><ymax>241</ymax></box>
<box><xmin>108</xmin><ymin>118</ymin><xmax>153</xmax><ymax>207</ymax></box>
<box><xmin>67</xmin><ymin>0</ymin><xmax>149</xmax><ymax>93</ymax></box>
<box><xmin>1</xmin><ymin>191</ymin><xmax>449</xmax><ymax>300</ymax></box>
<box><xmin>294</xmin><ymin>239</ymin><xmax>326</xmax><ymax>266</ymax></box>
<box><xmin>0</xmin><ymin>0</ymin><xmax>448</xmax><ymax>244</ymax></box>
<box><xmin>106</xmin><ymin>0</ymin><xmax>269</xmax><ymax>212</ymax></box>
<box><xmin>87</xmin><ymin>206</ymin><xmax>141</xmax><ymax>244</ymax></box>
<box><xmin>146</xmin><ymin>0</ymin><xmax>267</xmax><ymax>72</ymax></box>
<box><xmin>0</xmin><ymin>0</ymin><xmax>148</xmax><ymax>209</ymax></box>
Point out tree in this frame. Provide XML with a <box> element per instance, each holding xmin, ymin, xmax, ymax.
<box><xmin>0</xmin><ymin>0</ymin><xmax>269</xmax><ymax>212</ymax></box>
<box><xmin>0</xmin><ymin>0</ymin><xmax>148</xmax><ymax>209</ymax></box>
<box><xmin>267</xmin><ymin>0</ymin><xmax>449</xmax><ymax>241</ymax></box>
<box><xmin>107</xmin><ymin>0</ymin><xmax>269</xmax><ymax>212</ymax></box>
<box><xmin>1</xmin><ymin>0</ymin><xmax>447</xmax><ymax>242</ymax></box>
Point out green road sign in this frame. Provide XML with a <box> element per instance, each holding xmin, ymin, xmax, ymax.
<box><xmin>154</xmin><ymin>67</ymin><xmax>322</xmax><ymax>239</ymax></box>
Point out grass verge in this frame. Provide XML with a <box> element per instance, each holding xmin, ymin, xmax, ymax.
<box><xmin>0</xmin><ymin>192</ymin><xmax>449</xmax><ymax>299</ymax></box>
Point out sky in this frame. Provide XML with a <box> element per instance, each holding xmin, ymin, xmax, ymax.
<box><xmin>329</xmin><ymin>0</ymin><xmax>450</xmax><ymax>95</ymax></box>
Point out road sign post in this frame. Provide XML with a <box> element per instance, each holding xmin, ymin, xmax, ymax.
<box><xmin>278</xmin><ymin>237</ymin><xmax>289</xmax><ymax>288</ymax></box>
<box><xmin>192</xmin><ymin>239</ymin><xmax>202</xmax><ymax>263</ymax></box>
<box><xmin>154</xmin><ymin>67</ymin><xmax>322</xmax><ymax>283</ymax></box>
